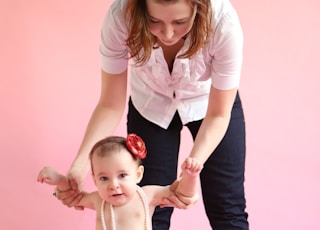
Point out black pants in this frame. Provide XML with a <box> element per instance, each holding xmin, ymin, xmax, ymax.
<box><xmin>127</xmin><ymin>92</ymin><xmax>249</xmax><ymax>230</ymax></box>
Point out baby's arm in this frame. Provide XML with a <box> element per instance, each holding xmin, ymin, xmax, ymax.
<box><xmin>142</xmin><ymin>185</ymin><xmax>174</xmax><ymax>212</ymax></box>
<box><xmin>175</xmin><ymin>157</ymin><xmax>202</xmax><ymax>198</ymax></box>
<box><xmin>145</xmin><ymin>158</ymin><xmax>202</xmax><ymax>210</ymax></box>
<box><xmin>37</xmin><ymin>166</ymin><xmax>99</xmax><ymax>210</ymax></box>
<box><xmin>37</xmin><ymin>166</ymin><xmax>70</xmax><ymax>191</ymax></box>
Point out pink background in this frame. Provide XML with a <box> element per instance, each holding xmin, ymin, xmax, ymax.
<box><xmin>1</xmin><ymin>0</ymin><xmax>319</xmax><ymax>229</ymax></box>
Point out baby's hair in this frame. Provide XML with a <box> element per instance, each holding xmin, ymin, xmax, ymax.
<box><xmin>89</xmin><ymin>136</ymin><xmax>142</xmax><ymax>174</ymax></box>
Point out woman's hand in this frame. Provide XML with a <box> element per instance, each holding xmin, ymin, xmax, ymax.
<box><xmin>160</xmin><ymin>180</ymin><xmax>199</xmax><ymax>209</ymax></box>
<box><xmin>54</xmin><ymin>169</ymin><xmax>86</xmax><ymax>210</ymax></box>
<box><xmin>54</xmin><ymin>187</ymin><xmax>84</xmax><ymax>210</ymax></box>
<box><xmin>66</xmin><ymin>167</ymin><xmax>86</xmax><ymax>192</ymax></box>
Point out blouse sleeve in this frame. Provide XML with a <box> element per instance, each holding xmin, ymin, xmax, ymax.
<box><xmin>100</xmin><ymin>0</ymin><xmax>129</xmax><ymax>74</ymax></box>
<box><xmin>209</xmin><ymin>5</ymin><xmax>244</xmax><ymax>90</ymax></box>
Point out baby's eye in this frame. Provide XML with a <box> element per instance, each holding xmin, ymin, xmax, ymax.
<box><xmin>119</xmin><ymin>173</ymin><xmax>127</xmax><ymax>179</ymax></box>
<box><xmin>99</xmin><ymin>176</ymin><xmax>108</xmax><ymax>181</ymax></box>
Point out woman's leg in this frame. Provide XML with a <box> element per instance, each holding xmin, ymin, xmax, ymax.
<box><xmin>127</xmin><ymin>98</ymin><xmax>183</xmax><ymax>230</ymax></box>
<box><xmin>186</xmin><ymin>92</ymin><xmax>249</xmax><ymax>229</ymax></box>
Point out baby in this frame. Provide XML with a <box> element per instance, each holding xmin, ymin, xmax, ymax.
<box><xmin>38</xmin><ymin>134</ymin><xmax>202</xmax><ymax>230</ymax></box>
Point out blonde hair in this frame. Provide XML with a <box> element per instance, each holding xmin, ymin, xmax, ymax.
<box><xmin>124</xmin><ymin>0</ymin><xmax>212</xmax><ymax>65</ymax></box>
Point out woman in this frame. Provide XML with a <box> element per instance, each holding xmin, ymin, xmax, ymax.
<box><xmin>57</xmin><ymin>0</ymin><xmax>249</xmax><ymax>229</ymax></box>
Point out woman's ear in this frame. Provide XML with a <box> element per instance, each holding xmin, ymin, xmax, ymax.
<box><xmin>136</xmin><ymin>165</ymin><xmax>144</xmax><ymax>183</ymax></box>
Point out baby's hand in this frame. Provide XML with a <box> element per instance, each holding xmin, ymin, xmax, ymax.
<box><xmin>37</xmin><ymin>166</ymin><xmax>61</xmax><ymax>185</ymax></box>
<box><xmin>181</xmin><ymin>157</ymin><xmax>203</xmax><ymax>177</ymax></box>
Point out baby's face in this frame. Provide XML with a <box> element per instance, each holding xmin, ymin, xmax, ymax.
<box><xmin>92</xmin><ymin>149</ymin><xmax>143</xmax><ymax>206</ymax></box>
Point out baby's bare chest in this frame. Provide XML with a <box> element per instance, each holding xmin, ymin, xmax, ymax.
<box><xmin>95</xmin><ymin>200</ymin><xmax>148</xmax><ymax>230</ymax></box>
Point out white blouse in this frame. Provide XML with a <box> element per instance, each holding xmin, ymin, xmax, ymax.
<box><xmin>100</xmin><ymin>0</ymin><xmax>243</xmax><ymax>129</ymax></box>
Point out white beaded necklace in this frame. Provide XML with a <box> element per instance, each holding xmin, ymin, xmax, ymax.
<box><xmin>101</xmin><ymin>186</ymin><xmax>150</xmax><ymax>230</ymax></box>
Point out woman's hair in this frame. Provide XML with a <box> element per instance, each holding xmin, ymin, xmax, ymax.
<box><xmin>89</xmin><ymin>136</ymin><xmax>142</xmax><ymax>174</ymax></box>
<box><xmin>124</xmin><ymin>0</ymin><xmax>212</xmax><ymax>65</ymax></box>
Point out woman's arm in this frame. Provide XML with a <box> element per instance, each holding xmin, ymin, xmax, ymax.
<box><xmin>59</xmin><ymin>69</ymin><xmax>128</xmax><ymax>207</ymax></box>
<box><xmin>189</xmin><ymin>87</ymin><xmax>238</xmax><ymax>164</ymax></box>
<box><xmin>161</xmin><ymin>88</ymin><xmax>237</xmax><ymax>210</ymax></box>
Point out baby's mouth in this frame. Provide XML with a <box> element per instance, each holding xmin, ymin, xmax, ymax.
<box><xmin>112</xmin><ymin>193</ymin><xmax>123</xmax><ymax>197</ymax></box>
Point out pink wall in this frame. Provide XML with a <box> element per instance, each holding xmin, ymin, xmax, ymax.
<box><xmin>1</xmin><ymin>0</ymin><xmax>319</xmax><ymax>229</ymax></box>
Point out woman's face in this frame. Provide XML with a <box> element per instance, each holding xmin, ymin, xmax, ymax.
<box><xmin>146</xmin><ymin>0</ymin><xmax>196</xmax><ymax>46</ymax></box>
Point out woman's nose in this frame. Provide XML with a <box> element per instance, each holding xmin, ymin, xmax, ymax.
<box><xmin>162</xmin><ymin>25</ymin><xmax>174</xmax><ymax>39</ymax></box>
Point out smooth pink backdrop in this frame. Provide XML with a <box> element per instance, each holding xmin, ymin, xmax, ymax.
<box><xmin>1</xmin><ymin>0</ymin><xmax>319</xmax><ymax>229</ymax></box>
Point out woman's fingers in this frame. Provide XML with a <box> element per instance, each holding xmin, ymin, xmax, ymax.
<box><xmin>161</xmin><ymin>193</ymin><xmax>191</xmax><ymax>209</ymax></box>
<box><xmin>164</xmin><ymin>194</ymin><xmax>189</xmax><ymax>209</ymax></box>
<box><xmin>68</xmin><ymin>177</ymin><xmax>80</xmax><ymax>191</ymax></box>
<box><xmin>163</xmin><ymin>192</ymin><xmax>199</xmax><ymax>209</ymax></box>
<box><xmin>66</xmin><ymin>170</ymin><xmax>85</xmax><ymax>191</ymax></box>
<box><xmin>65</xmin><ymin>193</ymin><xmax>84</xmax><ymax>209</ymax></box>
<box><xmin>55</xmin><ymin>188</ymin><xmax>76</xmax><ymax>201</ymax></box>
<box><xmin>53</xmin><ymin>187</ymin><xmax>84</xmax><ymax>209</ymax></box>
<box><xmin>178</xmin><ymin>193</ymin><xmax>199</xmax><ymax>207</ymax></box>
<box><xmin>169</xmin><ymin>179</ymin><xmax>180</xmax><ymax>192</ymax></box>
<box><xmin>159</xmin><ymin>197</ymin><xmax>177</xmax><ymax>208</ymax></box>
